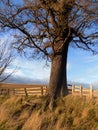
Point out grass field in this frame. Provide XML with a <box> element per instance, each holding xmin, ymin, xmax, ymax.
<box><xmin>0</xmin><ymin>95</ymin><xmax>98</xmax><ymax>130</ymax></box>
<box><xmin>0</xmin><ymin>83</ymin><xmax>46</xmax><ymax>88</ymax></box>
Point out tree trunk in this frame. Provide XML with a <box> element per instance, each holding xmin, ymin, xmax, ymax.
<box><xmin>48</xmin><ymin>42</ymin><xmax>69</xmax><ymax>105</ymax></box>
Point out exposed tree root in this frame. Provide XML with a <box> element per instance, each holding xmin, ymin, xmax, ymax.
<box><xmin>41</xmin><ymin>95</ymin><xmax>57</xmax><ymax>112</ymax></box>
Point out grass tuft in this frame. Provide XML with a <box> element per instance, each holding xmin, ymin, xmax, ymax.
<box><xmin>0</xmin><ymin>95</ymin><xmax>98</xmax><ymax>130</ymax></box>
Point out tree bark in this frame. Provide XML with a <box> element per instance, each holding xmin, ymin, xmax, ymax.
<box><xmin>48</xmin><ymin>42</ymin><xmax>69</xmax><ymax>103</ymax></box>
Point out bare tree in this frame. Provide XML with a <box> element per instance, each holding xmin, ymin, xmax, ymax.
<box><xmin>0</xmin><ymin>42</ymin><xmax>14</xmax><ymax>82</ymax></box>
<box><xmin>0</xmin><ymin>0</ymin><xmax>98</xmax><ymax>108</ymax></box>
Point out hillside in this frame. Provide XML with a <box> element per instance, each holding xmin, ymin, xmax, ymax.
<box><xmin>0</xmin><ymin>95</ymin><xmax>98</xmax><ymax>130</ymax></box>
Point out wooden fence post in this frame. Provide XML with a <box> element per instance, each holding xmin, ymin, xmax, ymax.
<box><xmin>45</xmin><ymin>86</ymin><xmax>47</xmax><ymax>95</ymax></box>
<box><xmin>72</xmin><ymin>85</ymin><xmax>74</xmax><ymax>95</ymax></box>
<box><xmin>41</xmin><ymin>86</ymin><xmax>43</xmax><ymax>96</ymax></box>
<box><xmin>13</xmin><ymin>88</ymin><xmax>15</xmax><ymax>95</ymax></box>
<box><xmin>7</xmin><ymin>89</ymin><xmax>10</xmax><ymax>95</ymax></box>
<box><xmin>24</xmin><ymin>88</ymin><xmax>28</xmax><ymax>97</ymax></box>
<box><xmin>80</xmin><ymin>85</ymin><xmax>82</xmax><ymax>97</ymax></box>
<box><xmin>90</xmin><ymin>84</ymin><xmax>93</xmax><ymax>99</ymax></box>
<box><xmin>0</xmin><ymin>89</ymin><xmax>1</xmax><ymax>95</ymax></box>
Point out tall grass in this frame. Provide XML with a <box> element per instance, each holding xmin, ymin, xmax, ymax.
<box><xmin>0</xmin><ymin>95</ymin><xmax>98</xmax><ymax>130</ymax></box>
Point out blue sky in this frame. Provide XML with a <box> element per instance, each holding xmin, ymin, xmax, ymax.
<box><xmin>67</xmin><ymin>47</ymin><xmax>98</xmax><ymax>85</ymax></box>
<box><xmin>10</xmin><ymin>46</ymin><xmax>98</xmax><ymax>88</ymax></box>
<box><xmin>0</xmin><ymin>0</ymin><xmax>98</xmax><ymax>87</ymax></box>
<box><xmin>1</xmin><ymin>32</ymin><xmax>98</xmax><ymax>88</ymax></box>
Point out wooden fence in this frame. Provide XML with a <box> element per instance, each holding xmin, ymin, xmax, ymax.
<box><xmin>68</xmin><ymin>85</ymin><xmax>98</xmax><ymax>98</ymax></box>
<box><xmin>0</xmin><ymin>83</ymin><xmax>98</xmax><ymax>98</ymax></box>
<box><xmin>0</xmin><ymin>83</ymin><xmax>47</xmax><ymax>96</ymax></box>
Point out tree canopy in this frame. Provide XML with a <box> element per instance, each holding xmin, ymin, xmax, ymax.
<box><xmin>0</xmin><ymin>0</ymin><xmax>98</xmax><ymax>58</ymax></box>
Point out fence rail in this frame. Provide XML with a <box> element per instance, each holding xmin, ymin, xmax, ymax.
<box><xmin>0</xmin><ymin>83</ymin><xmax>98</xmax><ymax>98</ymax></box>
<box><xmin>67</xmin><ymin>84</ymin><xmax>97</xmax><ymax>98</ymax></box>
<box><xmin>0</xmin><ymin>83</ymin><xmax>47</xmax><ymax>96</ymax></box>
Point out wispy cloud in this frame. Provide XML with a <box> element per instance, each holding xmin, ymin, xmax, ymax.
<box><xmin>2</xmin><ymin>32</ymin><xmax>98</xmax><ymax>85</ymax></box>
<box><xmin>8</xmin><ymin>57</ymin><xmax>51</xmax><ymax>82</ymax></box>
<box><xmin>4</xmin><ymin>67</ymin><xmax>25</xmax><ymax>78</ymax></box>
<box><xmin>72</xmin><ymin>77</ymin><xmax>88</xmax><ymax>83</ymax></box>
<box><xmin>0</xmin><ymin>32</ymin><xmax>51</xmax><ymax>83</ymax></box>
<box><xmin>0</xmin><ymin>32</ymin><xmax>15</xmax><ymax>44</ymax></box>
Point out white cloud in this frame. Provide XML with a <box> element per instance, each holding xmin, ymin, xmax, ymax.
<box><xmin>14</xmin><ymin>70</ymin><xmax>26</xmax><ymax>77</ymax></box>
<box><xmin>0</xmin><ymin>33</ymin><xmax>51</xmax><ymax>83</ymax></box>
<box><xmin>0</xmin><ymin>35</ymin><xmax>8</xmax><ymax>43</ymax></box>
<box><xmin>4</xmin><ymin>67</ymin><xmax>25</xmax><ymax>77</ymax></box>
<box><xmin>0</xmin><ymin>33</ymin><xmax>15</xmax><ymax>44</ymax></box>
<box><xmin>9</xmin><ymin>57</ymin><xmax>51</xmax><ymax>81</ymax></box>
<box><xmin>72</xmin><ymin>77</ymin><xmax>87</xmax><ymax>83</ymax></box>
<box><xmin>4</xmin><ymin>68</ymin><xmax>13</xmax><ymax>74</ymax></box>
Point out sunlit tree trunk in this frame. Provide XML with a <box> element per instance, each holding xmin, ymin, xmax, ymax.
<box><xmin>48</xmin><ymin>41</ymin><xmax>69</xmax><ymax>109</ymax></box>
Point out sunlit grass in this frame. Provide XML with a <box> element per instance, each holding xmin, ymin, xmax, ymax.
<box><xmin>0</xmin><ymin>95</ymin><xmax>98</xmax><ymax>130</ymax></box>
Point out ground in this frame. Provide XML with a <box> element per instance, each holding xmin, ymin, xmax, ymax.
<box><xmin>0</xmin><ymin>95</ymin><xmax>98</xmax><ymax>130</ymax></box>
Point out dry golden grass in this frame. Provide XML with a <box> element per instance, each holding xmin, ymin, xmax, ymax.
<box><xmin>0</xmin><ymin>95</ymin><xmax>98</xmax><ymax>130</ymax></box>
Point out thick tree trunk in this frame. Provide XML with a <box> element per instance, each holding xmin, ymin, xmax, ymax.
<box><xmin>48</xmin><ymin>42</ymin><xmax>69</xmax><ymax>103</ymax></box>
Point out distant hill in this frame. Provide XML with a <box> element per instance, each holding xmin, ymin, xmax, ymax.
<box><xmin>1</xmin><ymin>74</ymin><xmax>91</xmax><ymax>89</ymax></box>
<box><xmin>2</xmin><ymin>75</ymin><xmax>47</xmax><ymax>84</ymax></box>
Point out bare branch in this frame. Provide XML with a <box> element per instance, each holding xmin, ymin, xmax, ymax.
<box><xmin>0</xmin><ymin>0</ymin><xmax>98</xmax><ymax>58</ymax></box>
<box><xmin>0</xmin><ymin>42</ymin><xmax>15</xmax><ymax>82</ymax></box>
